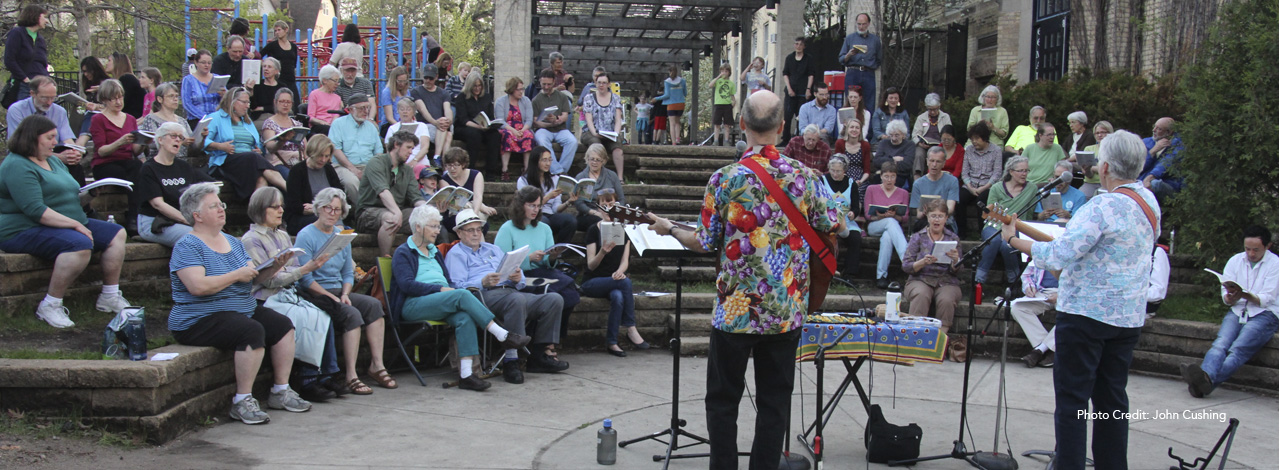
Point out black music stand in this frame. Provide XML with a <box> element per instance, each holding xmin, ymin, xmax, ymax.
<box><xmin>617</xmin><ymin>251</ymin><xmax>720</xmax><ymax>468</ymax></box>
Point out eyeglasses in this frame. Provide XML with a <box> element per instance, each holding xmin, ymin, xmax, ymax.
<box><xmin>320</xmin><ymin>205</ymin><xmax>343</xmax><ymax>214</ymax></box>
<box><xmin>1010</xmin><ymin>168</ymin><xmax>1030</xmax><ymax>174</ymax></box>
<box><xmin>423</xmin><ymin>224</ymin><xmax>443</xmax><ymax>231</ymax></box>
<box><xmin>457</xmin><ymin>226</ymin><xmax>482</xmax><ymax>234</ymax></box>
<box><xmin>199</xmin><ymin>202</ymin><xmax>227</xmax><ymax>212</ymax></box>
<box><xmin>524</xmin><ymin>202</ymin><xmax>542</xmax><ymax>209</ymax></box>
<box><xmin>267</xmin><ymin>204</ymin><xmax>284</xmax><ymax>210</ymax></box>
<box><xmin>927</xmin><ymin>213</ymin><xmax>948</xmax><ymax>220</ymax></box>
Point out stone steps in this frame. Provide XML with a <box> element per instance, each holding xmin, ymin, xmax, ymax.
<box><xmin>636</xmin><ymin>168</ymin><xmax>716</xmax><ymax>184</ymax></box>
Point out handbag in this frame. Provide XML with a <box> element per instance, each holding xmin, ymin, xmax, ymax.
<box><xmin>1</xmin><ymin>78</ymin><xmax>19</xmax><ymax>109</ymax></box>
<box><xmin>264</xmin><ymin>287</ymin><xmax>331</xmax><ymax>368</ymax></box>
<box><xmin>864</xmin><ymin>404</ymin><xmax>923</xmax><ymax>463</ymax></box>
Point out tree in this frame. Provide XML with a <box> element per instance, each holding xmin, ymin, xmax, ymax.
<box><xmin>1170</xmin><ymin>0</ymin><xmax>1278</xmax><ymax>263</ymax></box>
<box><xmin>874</xmin><ymin>0</ymin><xmax>934</xmax><ymax>97</ymax></box>
<box><xmin>344</xmin><ymin>0</ymin><xmax>494</xmax><ymax>72</ymax></box>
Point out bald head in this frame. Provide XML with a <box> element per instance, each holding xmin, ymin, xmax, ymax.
<box><xmin>1153</xmin><ymin>117</ymin><xmax>1175</xmax><ymax>139</ymax></box>
<box><xmin>742</xmin><ymin>90</ymin><xmax>783</xmax><ymax>134</ymax></box>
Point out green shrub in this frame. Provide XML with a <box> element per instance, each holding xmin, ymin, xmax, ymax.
<box><xmin>1169</xmin><ymin>0</ymin><xmax>1279</xmax><ymax>264</ymax></box>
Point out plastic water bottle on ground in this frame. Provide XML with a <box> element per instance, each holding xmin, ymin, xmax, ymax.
<box><xmin>124</xmin><ymin>314</ymin><xmax>147</xmax><ymax>361</ymax></box>
<box><xmin>597</xmin><ymin>419</ymin><xmax>617</xmax><ymax>465</ymax></box>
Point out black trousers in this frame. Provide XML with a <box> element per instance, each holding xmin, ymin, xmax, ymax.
<box><xmin>706</xmin><ymin>328</ymin><xmax>800</xmax><ymax>470</ymax></box>
<box><xmin>955</xmin><ymin>186</ymin><xmax>991</xmax><ymax>238</ymax></box>
<box><xmin>841</xmin><ymin>230</ymin><xmax>863</xmax><ymax>277</ymax></box>
<box><xmin>1053</xmin><ymin>312</ymin><xmax>1141</xmax><ymax>470</ymax></box>
<box><xmin>456</xmin><ymin>126</ymin><xmax>501</xmax><ymax>176</ymax></box>
<box><xmin>782</xmin><ymin>94</ymin><xmax>806</xmax><ymax>142</ymax></box>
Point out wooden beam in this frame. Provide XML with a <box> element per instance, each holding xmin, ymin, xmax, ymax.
<box><xmin>538</xmin><ymin>35</ymin><xmax>714</xmax><ymax>50</ymax></box>
<box><xmin>540</xmin><ymin>50</ymin><xmax>691</xmax><ymax>64</ymax></box>
<box><xmin>535</xmin><ymin>15</ymin><xmax>730</xmax><ymax>33</ymax></box>
<box><xmin>541</xmin><ymin>0</ymin><xmax>767</xmax><ymax>9</ymax></box>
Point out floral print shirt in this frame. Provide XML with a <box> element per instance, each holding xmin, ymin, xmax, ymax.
<box><xmin>696</xmin><ymin>145</ymin><xmax>838</xmax><ymax>335</ymax></box>
<box><xmin>1029</xmin><ymin>183</ymin><xmax>1159</xmax><ymax>328</ymax></box>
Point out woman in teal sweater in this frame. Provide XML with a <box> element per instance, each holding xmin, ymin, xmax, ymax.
<box><xmin>495</xmin><ymin>185</ymin><xmax>581</xmax><ymax>350</ymax></box>
<box><xmin>0</xmin><ymin>115</ymin><xmax>130</xmax><ymax>328</ymax></box>
<box><xmin>650</xmin><ymin>64</ymin><xmax>688</xmax><ymax>145</ymax></box>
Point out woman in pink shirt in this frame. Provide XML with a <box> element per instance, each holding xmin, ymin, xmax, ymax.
<box><xmin>863</xmin><ymin>161</ymin><xmax>910</xmax><ymax>288</ymax></box>
<box><xmin>307</xmin><ymin>65</ymin><xmax>343</xmax><ymax>134</ymax></box>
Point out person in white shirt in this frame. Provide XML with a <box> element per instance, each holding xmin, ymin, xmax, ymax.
<box><xmin>1146</xmin><ymin>245</ymin><xmax>1170</xmax><ymax>315</ymax></box>
<box><xmin>1181</xmin><ymin>225</ymin><xmax>1278</xmax><ymax>397</ymax></box>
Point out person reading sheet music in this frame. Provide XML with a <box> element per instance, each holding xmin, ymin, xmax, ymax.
<box><xmin>1000</xmin><ymin>131</ymin><xmax>1159</xmax><ymax>470</ymax></box>
<box><xmin>977</xmin><ymin>156</ymin><xmax>1034</xmax><ymax>286</ymax></box>
<box><xmin>865</xmin><ymin>161</ymin><xmax>910</xmax><ymax>289</ymax></box>
<box><xmin>495</xmin><ymin>186</ymin><xmax>582</xmax><ymax>357</ymax></box>
<box><xmin>648</xmin><ymin>91</ymin><xmax>838</xmax><ymax>470</ymax></box>
<box><xmin>1181</xmin><ymin>225</ymin><xmax>1278</xmax><ymax>398</ymax></box>
<box><xmin>0</xmin><ymin>115</ymin><xmax>130</xmax><ymax>328</ymax></box>
<box><xmin>531</xmin><ymin>69</ymin><xmax>577</xmax><ymax>175</ymax></box>
<box><xmin>7</xmin><ymin>76</ymin><xmax>87</xmax><ymax>186</ymax></box>
<box><xmin>452</xmin><ymin>71</ymin><xmax>503</xmax><ymax>180</ymax></box>
<box><xmin>260</xmin><ymin>88</ymin><xmax>305</xmax><ymax>177</ymax></box>
<box><xmin>1011</xmin><ymin>263</ymin><xmax>1061</xmax><ymax>369</ymax></box>
<box><xmin>136</xmin><ymin>122</ymin><xmax>214</xmax><ymax>246</ymax></box>
<box><xmin>823</xmin><ymin>154</ymin><xmax>863</xmax><ymax>277</ymax></box>
<box><xmin>573</xmin><ymin>144</ymin><xmax>626</xmax><ymax>232</ymax></box>
<box><xmin>516</xmin><ymin>148</ymin><xmax>578</xmax><ymax>244</ymax></box>
<box><xmin>580</xmin><ymin>72</ymin><xmax>627</xmax><ymax>175</ymax></box>
<box><xmin>581</xmin><ymin>189</ymin><xmax>648</xmax><ymax>357</ymax></box>
<box><xmin>901</xmin><ymin>199</ymin><xmax>962</xmax><ymax>352</ymax></box>
<box><xmin>1034</xmin><ymin>161</ymin><xmax>1088</xmax><ymax>224</ymax></box>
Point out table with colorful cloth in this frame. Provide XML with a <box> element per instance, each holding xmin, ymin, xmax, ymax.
<box><xmin>795</xmin><ymin>314</ymin><xmax>947</xmax><ymax>463</ymax></box>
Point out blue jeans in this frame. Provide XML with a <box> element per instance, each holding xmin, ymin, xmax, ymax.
<box><xmin>1201</xmin><ymin>310</ymin><xmax>1278</xmax><ymax>388</ymax></box>
<box><xmin>15</xmin><ymin>81</ymin><xmax>30</xmax><ymax>101</ymax></box>
<box><xmin>534</xmin><ymin>128</ymin><xmax>578</xmax><ymax>174</ymax></box>
<box><xmin>865</xmin><ymin>218</ymin><xmax>907</xmax><ymax>279</ymax></box>
<box><xmin>402</xmin><ymin>289</ymin><xmax>495</xmax><ymax>357</ymax></box>
<box><xmin>580</xmin><ymin>276</ymin><xmax>635</xmax><ymax>345</ymax></box>
<box><xmin>977</xmin><ymin>225</ymin><xmax>1019</xmax><ymax>284</ymax></box>
<box><xmin>1053</xmin><ymin>312</ymin><xmax>1141</xmax><ymax>470</ymax></box>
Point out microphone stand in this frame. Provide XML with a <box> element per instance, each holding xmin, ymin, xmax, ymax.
<box><xmin>889</xmin><ymin>179</ymin><xmax>1063</xmax><ymax>469</ymax></box>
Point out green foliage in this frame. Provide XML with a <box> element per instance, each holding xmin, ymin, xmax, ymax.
<box><xmin>937</xmin><ymin>70</ymin><xmax>1183</xmax><ymax>146</ymax></box>
<box><xmin>1157</xmin><ymin>293</ymin><xmax>1228</xmax><ymax>324</ymax></box>
<box><xmin>1169</xmin><ymin>0</ymin><xmax>1279</xmax><ymax>264</ymax></box>
<box><xmin>346</xmin><ymin>0</ymin><xmax>494</xmax><ymax>76</ymax></box>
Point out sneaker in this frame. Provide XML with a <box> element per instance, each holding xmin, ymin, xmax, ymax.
<box><xmin>502</xmin><ymin>360</ymin><xmax>524</xmax><ymax>384</ymax></box>
<box><xmin>230</xmin><ymin>397</ymin><xmax>270</xmax><ymax>424</ymax></box>
<box><xmin>875</xmin><ymin>278</ymin><xmax>890</xmax><ymax>290</ymax></box>
<box><xmin>1037</xmin><ymin>350</ymin><xmax>1055</xmax><ymax>368</ymax></box>
<box><xmin>36</xmin><ymin>301</ymin><xmax>75</xmax><ymax>328</ymax></box>
<box><xmin>499</xmin><ymin>332</ymin><xmax>532</xmax><ymax>350</ymax></box>
<box><xmin>526</xmin><ymin>352</ymin><xmax>570</xmax><ymax>373</ymax></box>
<box><xmin>1020</xmin><ymin>349</ymin><xmax>1044</xmax><ymax>369</ymax></box>
<box><xmin>267</xmin><ymin>388</ymin><xmax>313</xmax><ymax>412</ymax></box>
<box><xmin>95</xmin><ymin>293</ymin><xmax>131</xmax><ymax>314</ymax></box>
<box><xmin>1180</xmin><ymin>363</ymin><xmax>1213</xmax><ymax>397</ymax></box>
<box><xmin>458</xmin><ymin>375</ymin><xmax>491</xmax><ymax>391</ymax></box>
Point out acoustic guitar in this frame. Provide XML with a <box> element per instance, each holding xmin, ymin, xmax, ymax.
<box><xmin>587</xmin><ymin>201</ymin><xmax>837</xmax><ymax>314</ymax></box>
<box><xmin>982</xmin><ymin>203</ymin><xmax>1056</xmax><ymax>242</ymax></box>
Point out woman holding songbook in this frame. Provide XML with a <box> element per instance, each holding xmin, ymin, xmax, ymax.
<box><xmin>168</xmin><ymin>182</ymin><xmax>310</xmax><ymax>423</ymax></box>
<box><xmin>204</xmin><ymin>87</ymin><xmax>287</xmax><ymax>199</ymax></box>
<box><xmin>452</xmin><ymin>70</ymin><xmax>502</xmax><ymax>181</ymax></box>
<box><xmin>139</xmin><ymin>82</ymin><xmax>203</xmax><ymax>160</ymax></box>
<box><xmin>293</xmin><ymin>187</ymin><xmax>393</xmax><ymax>394</ymax></box>
<box><xmin>261</xmin><ymin>88</ymin><xmax>306</xmax><ymax>177</ymax></box>
<box><xmin>965</xmin><ymin>85</ymin><xmax>1009</xmax><ymax>148</ymax></box>
<box><xmin>864</xmin><ymin>161</ymin><xmax>910</xmax><ymax>289</ymax></box>
<box><xmin>181</xmin><ymin>50</ymin><xmax>221</xmax><ymax>130</ymax></box>
<box><xmin>581</xmin><ymin>71</ymin><xmax>626</xmax><ymax>175</ymax></box>
<box><xmin>0</xmin><ymin>115</ymin><xmax>129</xmax><ymax>328</ymax></box>
<box><xmin>515</xmin><ymin>147</ymin><xmax>577</xmax><ymax>244</ymax></box>
<box><xmin>495</xmin><ymin>185</ymin><xmax>581</xmax><ymax>352</ymax></box>
<box><xmin>249</xmin><ymin>56</ymin><xmax>285</xmax><ymax>120</ymax></box>
<box><xmin>581</xmin><ymin>189</ymin><xmax>648</xmax><ymax>357</ymax></box>
<box><xmin>573</xmin><ymin>144</ymin><xmax>626</xmax><ymax>232</ymax></box>
<box><xmin>823</xmin><ymin>154</ymin><xmax>863</xmax><ymax>277</ymax></box>
<box><xmin>901</xmin><ymin>198</ymin><xmax>962</xmax><ymax>337</ymax></box>
<box><xmin>977</xmin><ymin>155</ymin><xmax>1034</xmax><ymax>286</ymax></box>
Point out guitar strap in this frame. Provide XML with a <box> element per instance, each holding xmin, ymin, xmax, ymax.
<box><xmin>739</xmin><ymin>153</ymin><xmax>837</xmax><ymax>275</ymax></box>
<box><xmin>1113</xmin><ymin>187</ymin><xmax>1160</xmax><ymax>240</ymax></box>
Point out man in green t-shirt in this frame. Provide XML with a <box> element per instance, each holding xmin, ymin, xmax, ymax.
<box><xmin>354</xmin><ymin>131</ymin><xmax>426</xmax><ymax>257</ymax></box>
<box><xmin>711</xmin><ymin>63</ymin><xmax>738</xmax><ymax>146</ymax></box>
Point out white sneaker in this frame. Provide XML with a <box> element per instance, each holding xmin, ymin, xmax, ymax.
<box><xmin>36</xmin><ymin>301</ymin><xmax>75</xmax><ymax>328</ymax></box>
<box><xmin>95</xmin><ymin>293</ymin><xmax>131</xmax><ymax>314</ymax></box>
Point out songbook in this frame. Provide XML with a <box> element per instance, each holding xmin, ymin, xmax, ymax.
<box><xmin>241</xmin><ymin>59</ymin><xmax>262</xmax><ymax>85</ymax></box>
<box><xmin>208</xmin><ymin>74</ymin><xmax>231</xmax><ymax>93</ymax></box>
<box><xmin>1040</xmin><ymin>193</ymin><xmax>1063</xmax><ymax>212</ymax></box>
<box><xmin>917</xmin><ymin>135</ymin><xmax>941</xmax><ymax>146</ymax></box>
<box><xmin>852</xmin><ymin>44</ymin><xmax>868</xmax><ymax>53</ymax></box>
<box><xmin>623</xmin><ymin>223</ymin><xmax>689</xmax><ymax>256</ymax></box>
<box><xmin>254</xmin><ymin>247</ymin><xmax>306</xmax><ymax>271</ymax></box>
<box><xmin>191</xmin><ymin>116</ymin><xmax>214</xmax><ymax>137</ymax></box>
<box><xmin>425</xmin><ymin>186</ymin><xmax>473</xmax><ymax>213</ymax></box>
<box><xmin>549</xmin><ymin>243</ymin><xmax>586</xmax><ymax>257</ymax></box>
<box><xmin>54</xmin><ymin>143</ymin><xmax>86</xmax><ymax>154</ymax></box>
<box><xmin>917</xmin><ymin>194</ymin><xmax>941</xmax><ymax>210</ymax></box>
<box><xmin>599</xmin><ymin>221</ymin><xmax>626</xmax><ymax>246</ymax></box>
<box><xmin>536</xmin><ymin>106</ymin><xmax>559</xmax><ymax>122</ymax></box>
<box><xmin>472</xmin><ymin>111</ymin><xmax>505</xmax><ymax>129</ymax></box>
<box><xmin>556</xmin><ymin>176</ymin><xmax>596</xmax><ymax>199</ymax></box>
<box><xmin>130</xmin><ymin>130</ymin><xmax>156</xmax><ymax>144</ymax></box>
<box><xmin>314</xmin><ymin>229</ymin><xmax>358</xmax><ymax>259</ymax></box>
<box><xmin>80</xmin><ymin>177</ymin><xmax>133</xmax><ymax>193</ymax></box>
<box><xmin>931</xmin><ymin>240</ymin><xmax>958</xmax><ymax>264</ymax></box>
<box><xmin>56</xmin><ymin>92</ymin><xmax>89</xmax><ymax>104</ymax></box>
<box><xmin>838</xmin><ymin>107</ymin><xmax>861</xmax><ymax>126</ymax></box>
<box><xmin>598</xmin><ymin>130</ymin><xmax>619</xmax><ymax>142</ymax></box>
<box><xmin>1075</xmin><ymin>151</ymin><xmax>1096</xmax><ymax>169</ymax></box>
<box><xmin>496</xmin><ymin>245</ymin><xmax>531</xmax><ymax>280</ymax></box>
<box><xmin>868</xmin><ymin>204</ymin><xmax>908</xmax><ymax>217</ymax></box>
<box><xmin>264</xmin><ymin>126</ymin><xmax>310</xmax><ymax>145</ymax></box>
<box><xmin>1204</xmin><ymin>269</ymin><xmax>1250</xmax><ymax>293</ymax></box>
<box><xmin>980</xmin><ymin>108</ymin><xmax>997</xmax><ymax>122</ymax></box>
<box><xmin>397</xmin><ymin>122</ymin><xmax>420</xmax><ymax>134</ymax></box>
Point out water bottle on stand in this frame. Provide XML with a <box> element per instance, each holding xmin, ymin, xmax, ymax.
<box><xmin>597</xmin><ymin>419</ymin><xmax>617</xmax><ymax>465</ymax></box>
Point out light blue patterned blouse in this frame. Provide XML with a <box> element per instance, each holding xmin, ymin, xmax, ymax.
<box><xmin>1029</xmin><ymin>183</ymin><xmax>1160</xmax><ymax>328</ymax></box>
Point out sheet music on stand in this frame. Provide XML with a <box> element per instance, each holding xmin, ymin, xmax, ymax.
<box><xmin>623</xmin><ymin>223</ymin><xmax>695</xmax><ymax>257</ymax></box>
<box><xmin>1018</xmin><ymin>221</ymin><xmax>1066</xmax><ymax>262</ymax></box>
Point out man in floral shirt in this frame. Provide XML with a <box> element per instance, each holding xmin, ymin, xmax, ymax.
<box><xmin>651</xmin><ymin>90</ymin><xmax>839</xmax><ymax>470</ymax></box>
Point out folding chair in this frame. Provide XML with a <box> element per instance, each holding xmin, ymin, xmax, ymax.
<box><xmin>377</xmin><ymin>255</ymin><xmax>451</xmax><ymax>386</ymax></box>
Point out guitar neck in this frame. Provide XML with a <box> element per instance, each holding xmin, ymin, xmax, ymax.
<box><xmin>1013</xmin><ymin>220</ymin><xmax>1055</xmax><ymax>242</ymax></box>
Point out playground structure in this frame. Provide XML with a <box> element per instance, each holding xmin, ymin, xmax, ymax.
<box><xmin>183</xmin><ymin>0</ymin><xmax>445</xmax><ymax>119</ymax></box>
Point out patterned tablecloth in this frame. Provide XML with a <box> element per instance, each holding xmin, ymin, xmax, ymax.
<box><xmin>796</xmin><ymin>316</ymin><xmax>947</xmax><ymax>364</ymax></box>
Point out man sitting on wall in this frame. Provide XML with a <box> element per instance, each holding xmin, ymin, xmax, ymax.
<box><xmin>354</xmin><ymin>131</ymin><xmax>426</xmax><ymax>257</ymax></box>
<box><xmin>1004</xmin><ymin>105</ymin><xmax>1057</xmax><ymax>155</ymax></box>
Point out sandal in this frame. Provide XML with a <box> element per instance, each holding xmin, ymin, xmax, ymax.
<box><xmin>347</xmin><ymin>378</ymin><xmax>374</xmax><ymax>395</ymax></box>
<box><xmin>544</xmin><ymin>346</ymin><xmax>559</xmax><ymax>360</ymax></box>
<box><xmin>367</xmin><ymin>368</ymin><xmax>399</xmax><ymax>389</ymax></box>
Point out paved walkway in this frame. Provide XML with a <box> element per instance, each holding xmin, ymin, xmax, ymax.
<box><xmin>148</xmin><ymin>349</ymin><xmax>1274</xmax><ymax>469</ymax></box>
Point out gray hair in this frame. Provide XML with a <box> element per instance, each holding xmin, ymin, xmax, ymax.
<box><xmin>1093</xmin><ymin>120</ymin><xmax>1114</xmax><ymax>133</ymax></box>
<box><xmin>1054</xmin><ymin>159</ymin><xmax>1075</xmax><ymax>173</ymax></box>
<box><xmin>318</xmin><ymin>64</ymin><xmax>340</xmax><ymax>82</ymax></box>
<box><xmin>273</xmin><ymin>87</ymin><xmax>294</xmax><ymax>103</ymax></box>
<box><xmin>246</xmin><ymin>186</ymin><xmax>283</xmax><ymax>225</ymax></box>
<box><xmin>261</xmin><ymin>56</ymin><xmax>281</xmax><ymax>73</ymax></box>
<box><xmin>312</xmin><ymin>187</ymin><xmax>350</xmax><ymax>219</ymax></box>
<box><xmin>396</xmin><ymin>96</ymin><xmax>415</xmax><ymax>112</ymax></box>
<box><xmin>1029</xmin><ymin>105</ymin><xmax>1046</xmax><ymax>119</ymax></box>
<box><xmin>179</xmin><ymin>182</ymin><xmax>221</xmax><ymax>225</ymax></box>
<box><xmin>408</xmin><ymin>204</ymin><xmax>443</xmax><ymax>232</ymax></box>
<box><xmin>926</xmin><ymin>146</ymin><xmax>946</xmax><ymax>158</ymax></box>
<box><xmin>549</xmin><ymin>51</ymin><xmax>564</xmax><ymax>61</ymax></box>
<box><xmin>885</xmin><ymin>119</ymin><xmax>909</xmax><ymax>137</ymax></box>
<box><xmin>155</xmin><ymin>121</ymin><xmax>188</xmax><ymax>140</ymax></box>
<box><xmin>923</xmin><ymin>93</ymin><xmax>941</xmax><ymax>107</ymax></box>
<box><xmin>1097</xmin><ymin>130</ymin><xmax>1145</xmax><ymax>180</ymax></box>
<box><xmin>1067</xmin><ymin>110</ymin><xmax>1088</xmax><ymax>125</ymax></box>
<box><xmin>801</xmin><ymin>124</ymin><xmax>821</xmax><ymax>136</ymax></box>
<box><xmin>97</xmin><ymin>79</ymin><xmax>124</xmax><ymax>102</ymax></box>
<box><xmin>226</xmin><ymin>35</ymin><xmax>246</xmax><ymax>50</ymax></box>
<box><xmin>1002</xmin><ymin>155</ymin><xmax>1029</xmax><ymax>182</ymax></box>
<box><xmin>153</xmin><ymin>82</ymin><xmax>180</xmax><ymax>113</ymax></box>
<box><xmin>978</xmin><ymin>85</ymin><xmax>1002</xmax><ymax>106</ymax></box>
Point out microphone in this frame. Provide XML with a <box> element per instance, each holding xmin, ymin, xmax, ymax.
<box><xmin>1039</xmin><ymin>171</ymin><xmax>1072</xmax><ymax>194</ymax></box>
<box><xmin>735</xmin><ymin>140</ymin><xmax>748</xmax><ymax>154</ymax></box>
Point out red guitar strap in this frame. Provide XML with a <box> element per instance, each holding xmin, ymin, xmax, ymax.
<box><xmin>1113</xmin><ymin>187</ymin><xmax>1160</xmax><ymax>240</ymax></box>
<box><xmin>739</xmin><ymin>152</ymin><xmax>837</xmax><ymax>275</ymax></box>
